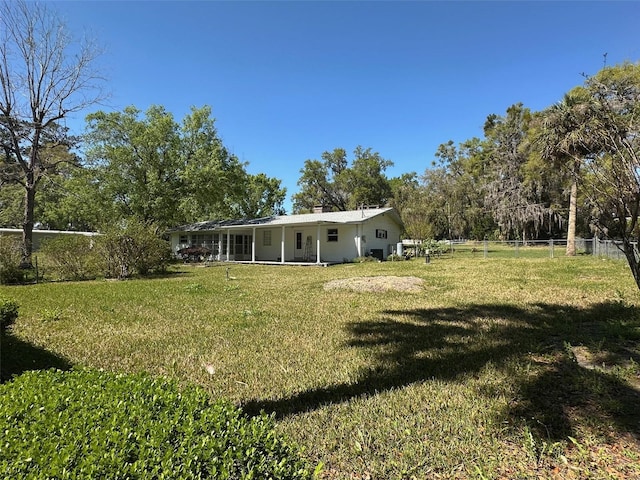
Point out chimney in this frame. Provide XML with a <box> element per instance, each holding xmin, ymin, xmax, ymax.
<box><xmin>313</xmin><ymin>205</ymin><xmax>331</xmax><ymax>213</ymax></box>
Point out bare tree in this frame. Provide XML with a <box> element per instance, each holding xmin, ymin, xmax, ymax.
<box><xmin>0</xmin><ymin>0</ymin><xmax>105</xmax><ymax>265</ymax></box>
<box><xmin>580</xmin><ymin>64</ymin><xmax>640</xmax><ymax>288</ymax></box>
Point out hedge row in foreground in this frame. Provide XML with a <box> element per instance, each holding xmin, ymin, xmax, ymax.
<box><xmin>0</xmin><ymin>369</ymin><xmax>315</xmax><ymax>479</ymax></box>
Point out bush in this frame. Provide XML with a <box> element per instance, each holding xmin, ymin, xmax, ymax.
<box><xmin>97</xmin><ymin>219</ymin><xmax>172</xmax><ymax>279</ymax></box>
<box><xmin>387</xmin><ymin>253</ymin><xmax>404</xmax><ymax>262</ymax></box>
<box><xmin>0</xmin><ymin>235</ymin><xmax>24</xmax><ymax>284</ymax></box>
<box><xmin>40</xmin><ymin>235</ymin><xmax>101</xmax><ymax>281</ymax></box>
<box><xmin>0</xmin><ymin>369</ymin><xmax>314</xmax><ymax>479</ymax></box>
<box><xmin>419</xmin><ymin>238</ymin><xmax>449</xmax><ymax>257</ymax></box>
<box><xmin>0</xmin><ymin>296</ymin><xmax>19</xmax><ymax>333</ymax></box>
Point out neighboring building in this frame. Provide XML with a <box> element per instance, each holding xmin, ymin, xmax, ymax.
<box><xmin>168</xmin><ymin>207</ymin><xmax>404</xmax><ymax>265</ymax></box>
<box><xmin>0</xmin><ymin>228</ymin><xmax>100</xmax><ymax>251</ymax></box>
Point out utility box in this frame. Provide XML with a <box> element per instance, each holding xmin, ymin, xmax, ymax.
<box><xmin>370</xmin><ymin>249</ymin><xmax>384</xmax><ymax>261</ymax></box>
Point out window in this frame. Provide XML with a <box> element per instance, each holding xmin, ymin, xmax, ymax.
<box><xmin>296</xmin><ymin>232</ymin><xmax>303</xmax><ymax>249</ymax></box>
<box><xmin>263</xmin><ymin>230</ymin><xmax>272</xmax><ymax>246</ymax></box>
<box><xmin>233</xmin><ymin>234</ymin><xmax>252</xmax><ymax>255</ymax></box>
<box><xmin>376</xmin><ymin>229</ymin><xmax>387</xmax><ymax>239</ymax></box>
<box><xmin>195</xmin><ymin>234</ymin><xmax>210</xmax><ymax>247</ymax></box>
<box><xmin>179</xmin><ymin>235</ymin><xmax>188</xmax><ymax>245</ymax></box>
<box><xmin>327</xmin><ymin>228</ymin><xmax>338</xmax><ymax>242</ymax></box>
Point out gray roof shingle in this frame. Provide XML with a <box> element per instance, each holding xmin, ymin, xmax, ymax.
<box><xmin>169</xmin><ymin>207</ymin><xmax>401</xmax><ymax>232</ymax></box>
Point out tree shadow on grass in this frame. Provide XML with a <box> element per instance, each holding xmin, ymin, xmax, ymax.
<box><xmin>243</xmin><ymin>301</ymin><xmax>640</xmax><ymax>440</ymax></box>
<box><xmin>1</xmin><ymin>331</ymin><xmax>72</xmax><ymax>383</ymax></box>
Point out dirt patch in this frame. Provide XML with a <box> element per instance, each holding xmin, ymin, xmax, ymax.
<box><xmin>323</xmin><ymin>275</ymin><xmax>424</xmax><ymax>293</ymax></box>
<box><xmin>571</xmin><ymin>345</ymin><xmax>640</xmax><ymax>391</ymax></box>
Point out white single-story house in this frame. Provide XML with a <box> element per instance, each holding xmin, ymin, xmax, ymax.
<box><xmin>0</xmin><ymin>228</ymin><xmax>100</xmax><ymax>251</ymax></box>
<box><xmin>168</xmin><ymin>206</ymin><xmax>404</xmax><ymax>265</ymax></box>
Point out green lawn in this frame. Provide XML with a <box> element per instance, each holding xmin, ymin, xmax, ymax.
<box><xmin>2</xmin><ymin>256</ymin><xmax>640</xmax><ymax>479</ymax></box>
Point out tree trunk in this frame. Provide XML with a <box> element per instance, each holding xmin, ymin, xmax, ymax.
<box><xmin>565</xmin><ymin>179</ymin><xmax>577</xmax><ymax>256</ymax></box>
<box><xmin>623</xmin><ymin>239</ymin><xmax>640</xmax><ymax>291</ymax></box>
<box><xmin>21</xmin><ymin>179</ymin><xmax>36</xmax><ymax>268</ymax></box>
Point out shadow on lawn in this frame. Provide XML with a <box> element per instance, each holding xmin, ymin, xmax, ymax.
<box><xmin>0</xmin><ymin>332</ymin><xmax>72</xmax><ymax>383</ymax></box>
<box><xmin>243</xmin><ymin>301</ymin><xmax>640</xmax><ymax>440</ymax></box>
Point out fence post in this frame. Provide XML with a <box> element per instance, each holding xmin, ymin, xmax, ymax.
<box><xmin>549</xmin><ymin>239</ymin><xmax>554</xmax><ymax>258</ymax></box>
<box><xmin>515</xmin><ymin>239</ymin><xmax>519</xmax><ymax>257</ymax></box>
<box><xmin>484</xmin><ymin>239</ymin><xmax>488</xmax><ymax>259</ymax></box>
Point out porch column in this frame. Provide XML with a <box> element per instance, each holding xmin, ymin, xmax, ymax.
<box><xmin>281</xmin><ymin>226</ymin><xmax>285</xmax><ymax>264</ymax></box>
<box><xmin>356</xmin><ymin>224</ymin><xmax>362</xmax><ymax>257</ymax></box>
<box><xmin>252</xmin><ymin>227</ymin><xmax>256</xmax><ymax>262</ymax></box>
<box><xmin>226</xmin><ymin>230</ymin><xmax>231</xmax><ymax>261</ymax></box>
<box><xmin>316</xmin><ymin>224</ymin><xmax>321</xmax><ymax>264</ymax></box>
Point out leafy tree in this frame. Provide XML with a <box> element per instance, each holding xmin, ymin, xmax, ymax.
<box><xmin>389</xmin><ymin>172</ymin><xmax>419</xmax><ymax>214</ymax></box>
<box><xmin>0</xmin><ymin>183</ymin><xmax>23</xmax><ymax>227</ymax></box>
<box><xmin>0</xmin><ymin>152</ymin><xmax>102</xmax><ymax>231</ymax></box>
<box><xmin>292</xmin><ymin>146</ymin><xmax>393</xmax><ymax>212</ymax></box>
<box><xmin>531</xmin><ymin>62</ymin><xmax>640</xmax><ymax>288</ymax></box>
<box><xmin>389</xmin><ymin>172</ymin><xmax>433</xmax><ymax>240</ymax></box>
<box><xmin>0</xmin><ymin>0</ymin><xmax>104</xmax><ymax>265</ymax></box>
<box><xmin>292</xmin><ymin>148</ymin><xmax>349</xmax><ymax>212</ymax></box>
<box><xmin>430</xmin><ymin>138</ymin><xmax>495</xmax><ymax>240</ymax></box>
<box><xmin>229</xmin><ymin>173</ymin><xmax>286</xmax><ymax>218</ymax></box>
<box><xmin>84</xmin><ymin>105</ymin><xmax>284</xmax><ymax>228</ymax></box>
<box><xmin>483</xmin><ymin>103</ymin><xmax>554</xmax><ymax>241</ymax></box>
<box><xmin>35</xmin><ymin>165</ymin><xmax>107</xmax><ymax>231</ymax></box>
<box><xmin>177</xmin><ymin>106</ymin><xmax>248</xmax><ymax>222</ymax></box>
<box><xmin>345</xmin><ymin>146</ymin><xmax>393</xmax><ymax>209</ymax></box>
<box><xmin>85</xmin><ymin>106</ymin><xmax>184</xmax><ymax>229</ymax></box>
<box><xmin>418</xmin><ymin>166</ymin><xmax>454</xmax><ymax>239</ymax></box>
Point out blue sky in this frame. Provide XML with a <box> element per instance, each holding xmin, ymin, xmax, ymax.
<box><xmin>56</xmin><ymin>0</ymin><xmax>640</xmax><ymax>213</ymax></box>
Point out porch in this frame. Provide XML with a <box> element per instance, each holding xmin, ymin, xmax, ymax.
<box><xmin>172</xmin><ymin>223</ymin><xmax>338</xmax><ymax>265</ymax></box>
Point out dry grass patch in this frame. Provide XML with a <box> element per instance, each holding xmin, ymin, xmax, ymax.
<box><xmin>323</xmin><ymin>275</ymin><xmax>424</xmax><ymax>293</ymax></box>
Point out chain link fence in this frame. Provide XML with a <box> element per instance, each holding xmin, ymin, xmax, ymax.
<box><xmin>410</xmin><ymin>238</ymin><xmax>634</xmax><ymax>260</ymax></box>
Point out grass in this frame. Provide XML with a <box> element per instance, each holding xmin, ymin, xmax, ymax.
<box><xmin>2</xmin><ymin>256</ymin><xmax>640</xmax><ymax>479</ymax></box>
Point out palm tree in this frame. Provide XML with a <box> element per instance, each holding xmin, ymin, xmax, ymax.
<box><xmin>536</xmin><ymin>89</ymin><xmax>596</xmax><ymax>256</ymax></box>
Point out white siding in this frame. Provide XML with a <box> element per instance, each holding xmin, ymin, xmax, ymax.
<box><xmin>318</xmin><ymin>224</ymin><xmax>359</xmax><ymax>262</ymax></box>
<box><xmin>168</xmin><ymin>208</ymin><xmax>404</xmax><ymax>263</ymax></box>
<box><xmin>255</xmin><ymin>228</ymin><xmax>283</xmax><ymax>261</ymax></box>
<box><xmin>361</xmin><ymin>213</ymin><xmax>402</xmax><ymax>258</ymax></box>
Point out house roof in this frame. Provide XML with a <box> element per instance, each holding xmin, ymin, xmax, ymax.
<box><xmin>170</xmin><ymin>207</ymin><xmax>403</xmax><ymax>232</ymax></box>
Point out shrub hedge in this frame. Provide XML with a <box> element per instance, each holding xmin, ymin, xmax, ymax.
<box><xmin>97</xmin><ymin>219</ymin><xmax>172</xmax><ymax>279</ymax></box>
<box><xmin>0</xmin><ymin>369</ymin><xmax>314</xmax><ymax>479</ymax></box>
<box><xmin>0</xmin><ymin>296</ymin><xmax>18</xmax><ymax>333</ymax></box>
<box><xmin>0</xmin><ymin>235</ymin><xmax>23</xmax><ymax>284</ymax></box>
<box><xmin>40</xmin><ymin>235</ymin><xmax>100</xmax><ymax>281</ymax></box>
